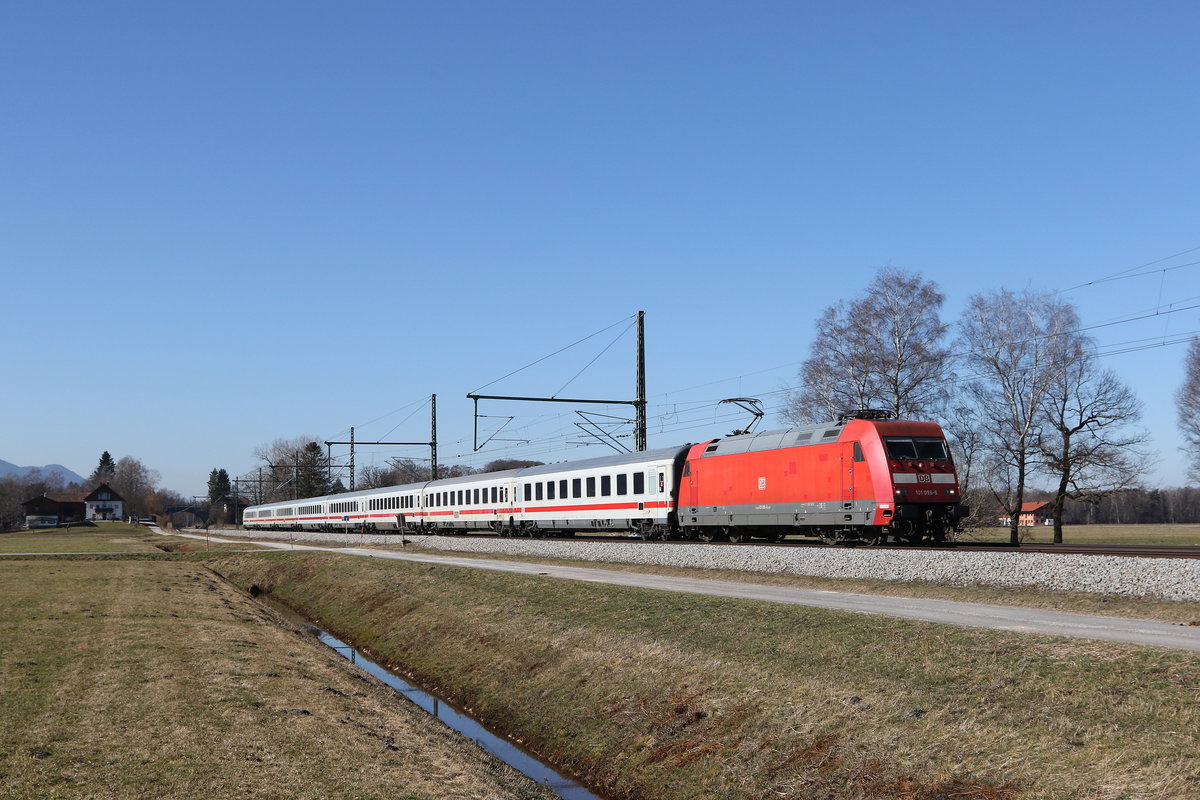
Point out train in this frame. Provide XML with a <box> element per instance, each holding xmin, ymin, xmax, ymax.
<box><xmin>243</xmin><ymin>410</ymin><xmax>966</xmax><ymax>545</ymax></box>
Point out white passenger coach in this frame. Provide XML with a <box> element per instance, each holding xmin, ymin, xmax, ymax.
<box><xmin>242</xmin><ymin>445</ymin><xmax>688</xmax><ymax>539</ymax></box>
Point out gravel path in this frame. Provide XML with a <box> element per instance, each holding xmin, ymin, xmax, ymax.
<box><xmin>199</xmin><ymin>529</ymin><xmax>1200</xmax><ymax>602</ymax></box>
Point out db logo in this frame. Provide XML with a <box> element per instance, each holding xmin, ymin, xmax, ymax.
<box><xmin>916</xmin><ymin>474</ymin><xmax>932</xmax><ymax>483</ymax></box>
<box><xmin>758</xmin><ymin>477</ymin><xmax>767</xmax><ymax>490</ymax></box>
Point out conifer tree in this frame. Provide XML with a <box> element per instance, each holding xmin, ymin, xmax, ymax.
<box><xmin>90</xmin><ymin>451</ymin><xmax>116</xmax><ymax>486</ymax></box>
<box><xmin>207</xmin><ymin>468</ymin><xmax>231</xmax><ymax>506</ymax></box>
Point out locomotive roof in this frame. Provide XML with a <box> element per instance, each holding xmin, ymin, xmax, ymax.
<box><xmin>515</xmin><ymin>444</ymin><xmax>690</xmax><ymax>478</ymax></box>
<box><xmin>698</xmin><ymin>418</ymin><xmax>937</xmax><ymax>457</ymax></box>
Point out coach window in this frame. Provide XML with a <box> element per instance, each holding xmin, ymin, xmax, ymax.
<box><xmin>601</xmin><ymin>475</ymin><xmax>611</xmax><ymax>496</ymax></box>
<box><xmin>633</xmin><ymin>472</ymin><xmax>645</xmax><ymax>494</ymax></box>
<box><xmin>572</xmin><ymin>478</ymin><xmax>582</xmax><ymax>498</ymax></box>
<box><xmin>616</xmin><ymin>473</ymin><xmax>627</xmax><ymax>495</ymax></box>
<box><xmin>546</xmin><ymin>480</ymin><xmax>555</xmax><ymax>500</ymax></box>
<box><xmin>524</xmin><ymin>483</ymin><xmax>532</xmax><ymax>502</ymax></box>
<box><xmin>559</xmin><ymin>479</ymin><xmax>568</xmax><ymax>498</ymax></box>
<box><xmin>489</xmin><ymin>486</ymin><xmax>496</xmax><ymax>503</ymax></box>
<box><xmin>586</xmin><ymin>477</ymin><xmax>596</xmax><ymax>497</ymax></box>
<box><xmin>535</xmin><ymin>482</ymin><xmax>543</xmax><ymax>501</ymax></box>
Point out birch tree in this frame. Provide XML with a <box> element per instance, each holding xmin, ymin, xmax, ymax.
<box><xmin>1039</xmin><ymin>338</ymin><xmax>1151</xmax><ymax>543</ymax></box>
<box><xmin>958</xmin><ymin>288</ymin><xmax>1074</xmax><ymax>545</ymax></box>
<box><xmin>1176</xmin><ymin>337</ymin><xmax>1200</xmax><ymax>480</ymax></box>
<box><xmin>784</xmin><ymin>267</ymin><xmax>951</xmax><ymax>424</ymax></box>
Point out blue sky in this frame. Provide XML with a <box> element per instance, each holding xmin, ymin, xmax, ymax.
<box><xmin>3</xmin><ymin>1</ymin><xmax>1198</xmax><ymax>495</ymax></box>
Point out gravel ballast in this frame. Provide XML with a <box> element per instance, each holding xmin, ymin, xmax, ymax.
<box><xmin>201</xmin><ymin>528</ymin><xmax>1200</xmax><ymax>602</ymax></box>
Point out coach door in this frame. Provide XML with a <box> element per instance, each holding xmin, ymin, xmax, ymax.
<box><xmin>842</xmin><ymin>441</ymin><xmax>863</xmax><ymax>505</ymax></box>
<box><xmin>648</xmin><ymin>466</ymin><xmax>664</xmax><ymax>508</ymax></box>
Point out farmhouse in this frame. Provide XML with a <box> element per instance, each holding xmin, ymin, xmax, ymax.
<box><xmin>22</xmin><ymin>483</ymin><xmax>125</xmax><ymax>527</ymax></box>
<box><xmin>998</xmin><ymin>501</ymin><xmax>1053</xmax><ymax>527</ymax></box>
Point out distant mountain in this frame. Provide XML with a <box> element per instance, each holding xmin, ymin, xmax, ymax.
<box><xmin>0</xmin><ymin>459</ymin><xmax>87</xmax><ymax>486</ymax></box>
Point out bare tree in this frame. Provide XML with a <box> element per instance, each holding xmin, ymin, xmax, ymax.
<box><xmin>958</xmin><ymin>288</ymin><xmax>1075</xmax><ymax>544</ymax></box>
<box><xmin>481</xmin><ymin>459</ymin><xmax>544</xmax><ymax>472</ymax></box>
<box><xmin>940</xmin><ymin>402</ymin><xmax>991</xmax><ymax>531</ymax></box>
<box><xmin>253</xmin><ymin>436</ymin><xmax>324</xmax><ymax>501</ymax></box>
<box><xmin>110</xmin><ymin>456</ymin><xmax>159</xmax><ymax>519</ymax></box>
<box><xmin>784</xmin><ymin>267</ymin><xmax>952</xmax><ymax>424</ymax></box>
<box><xmin>1039</xmin><ymin>338</ymin><xmax>1153</xmax><ymax>543</ymax></box>
<box><xmin>1176</xmin><ymin>337</ymin><xmax>1200</xmax><ymax>481</ymax></box>
<box><xmin>358</xmin><ymin>464</ymin><xmax>401</xmax><ymax>490</ymax></box>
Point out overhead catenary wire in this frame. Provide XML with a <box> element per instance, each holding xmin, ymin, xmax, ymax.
<box><xmin>333</xmin><ymin>248</ymin><xmax>1200</xmax><ymax>473</ymax></box>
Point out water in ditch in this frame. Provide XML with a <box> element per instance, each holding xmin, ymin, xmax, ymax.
<box><xmin>311</xmin><ymin>627</ymin><xmax>603</xmax><ymax>800</ymax></box>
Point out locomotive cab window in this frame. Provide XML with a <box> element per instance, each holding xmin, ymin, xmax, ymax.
<box><xmin>884</xmin><ymin>437</ymin><xmax>950</xmax><ymax>461</ymax></box>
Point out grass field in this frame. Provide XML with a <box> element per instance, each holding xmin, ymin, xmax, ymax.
<box><xmin>0</xmin><ymin>528</ymin><xmax>553</xmax><ymax>800</ymax></box>
<box><xmin>0</xmin><ymin>521</ymin><xmax>264</xmax><ymax>554</ymax></box>
<box><xmin>212</xmin><ymin>550</ymin><xmax>1200</xmax><ymax>800</ymax></box>
<box><xmin>960</xmin><ymin>523</ymin><xmax>1200</xmax><ymax>545</ymax></box>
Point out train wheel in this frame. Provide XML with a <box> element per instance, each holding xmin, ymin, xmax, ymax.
<box><xmin>726</xmin><ymin>527</ymin><xmax>747</xmax><ymax>543</ymax></box>
<box><xmin>696</xmin><ymin>527</ymin><xmax>719</xmax><ymax>542</ymax></box>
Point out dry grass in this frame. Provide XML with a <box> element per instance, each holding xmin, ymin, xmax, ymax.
<box><xmin>211</xmin><ymin>551</ymin><xmax>1200</xmax><ymax>800</ymax></box>
<box><xmin>0</xmin><ymin>522</ymin><xmax>265</xmax><ymax>554</ymax></box>
<box><xmin>0</xmin><ymin>555</ymin><xmax>553</xmax><ymax>800</ymax></box>
<box><xmin>961</xmin><ymin>523</ymin><xmax>1200</xmax><ymax>545</ymax></box>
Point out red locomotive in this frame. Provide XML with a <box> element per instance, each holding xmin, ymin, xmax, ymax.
<box><xmin>678</xmin><ymin>410</ymin><xmax>964</xmax><ymax>544</ymax></box>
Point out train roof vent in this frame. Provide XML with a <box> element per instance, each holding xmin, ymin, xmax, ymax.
<box><xmin>821</xmin><ymin>428</ymin><xmax>840</xmax><ymax>438</ymax></box>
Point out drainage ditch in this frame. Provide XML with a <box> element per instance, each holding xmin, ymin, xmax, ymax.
<box><xmin>255</xmin><ymin>593</ymin><xmax>604</xmax><ymax>800</ymax></box>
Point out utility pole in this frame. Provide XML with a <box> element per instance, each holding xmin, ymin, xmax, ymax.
<box><xmin>635</xmin><ymin>309</ymin><xmax>647</xmax><ymax>451</ymax></box>
<box><xmin>349</xmin><ymin>426</ymin><xmax>355</xmax><ymax>492</ymax></box>
<box><xmin>431</xmin><ymin>394</ymin><xmax>438</xmax><ymax>480</ymax></box>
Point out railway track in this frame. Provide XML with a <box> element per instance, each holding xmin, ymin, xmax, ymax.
<box><xmin>434</xmin><ymin>531</ymin><xmax>1200</xmax><ymax>559</ymax></box>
